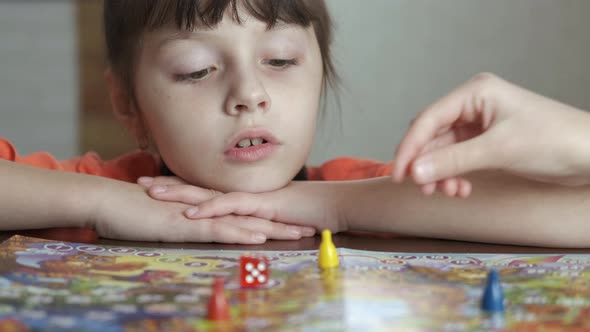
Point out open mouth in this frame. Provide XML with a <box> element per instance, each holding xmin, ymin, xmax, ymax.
<box><xmin>235</xmin><ymin>138</ymin><xmax>269</xmax><ymax>148</ymax></box>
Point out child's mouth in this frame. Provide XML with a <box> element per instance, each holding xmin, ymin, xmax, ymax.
<box><xmin>235</xmin><ymin>138</ymin><xmax>268</xmax><ymax>148</ymax></box>
<box><xmin>225</xmin><ymin>128</ymin><xmax>279</xmax><ymax>162</ymax></box>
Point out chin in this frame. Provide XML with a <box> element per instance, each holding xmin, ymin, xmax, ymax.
<box><xmin>215</xmin><ymin>177</ymin><xmax>290</xmax><ymax>193</ymax></box>
<box><xmin>173</xmin><ymin>162</ymin><xmax>302</xmax><ymax>193</ymax></box>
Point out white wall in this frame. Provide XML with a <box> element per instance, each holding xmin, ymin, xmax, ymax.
<box><xmin>0</xmin><ymin>1</ymin><xmax>78</xmax><ymax>159</ymax></box>
<box><xmin>308</xmin><ymin>0</ymin><xmax>590</xmax><ymax>164</ymax></box>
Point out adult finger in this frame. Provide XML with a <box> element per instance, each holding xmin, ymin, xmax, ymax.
<box><xmin>419</xmin><ymin>123</ymin><xmax>483</xmax><ymax>155</ymax></box>
<box><xmin>439</xmin><ymin>177</ymin><xmax>459</xmax><ymax>197</ymax></box>
<box><xmin>411</xmin><ymin>135</ymin><xmax>493</xmax><ymax>184</ymax></box>
<box><xmin>393</xmin><ymin>74</ymin><xmax>497</xmax><ymax>182</ymax></box>
<box><xmin>393</xmin><ymin>89</ymin><xmax>470</xmax><ymax>182</ymax></box>
<box><xmin>457</xmin><ymin>178</ymin><xmax>472</xmax><ymax>198</ymax></box>
<box><xmin>420</xmin><ymin>182</ymin><xmax>437</xmax><ymax>196</ymax></box>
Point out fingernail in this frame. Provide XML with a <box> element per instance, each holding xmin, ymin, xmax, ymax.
<box><xmin>137</xmin><ymin>176</ymin><xmax>154</xmax><ymax>186</ymax></box>
<box><xmin>302</xmin><ymin>227</ymin><xmax>316</xmax><ymax>237</ymax></box>
<box><xmin>185</xmin><ymin>207</ymin><xmax>199</xmax><ymax>218</ymax></box>
<box><xmin>414</xmin><ymin>156</ymin><xmax>434</xmax><ymax>183</ymax></box>
<box><xmin>151</xmin><ymin>185</ymin><xmax>167</xmax><ymax>194</ymax></box>
<box><xmin>287</xmin><ymin>226</ymin><xmax>302</xmax><ymax>237</ymax></box>
<box><xmin>252</xmin><ymin>233</ymin><xmax>266</xmax><ymax>243</ymax></box>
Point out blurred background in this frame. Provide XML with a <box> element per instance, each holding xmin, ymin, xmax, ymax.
<box><xmin>1</xmin><ymin>0</ymin><xmax>589</xmax><ymax>165</ymax></box>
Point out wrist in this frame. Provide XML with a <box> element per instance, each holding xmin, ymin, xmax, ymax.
<box><xmin>564</xmin><ymin>108</ymin><xmax>590</xmax><ymax>183</ymax></box>
<box><xmin>57</xmin><ymin>174</ymin><xmax>110</xmax><ymax>229</ymax></box>
<box><xmin>322</xmin><ymin>181</ymin><xmax>353</xmax><ymax>232</ymax></box>
<box><xmin>284</xmin><ymin>181</ymin><xmax>349</xmax><ymax>232</ymax></box>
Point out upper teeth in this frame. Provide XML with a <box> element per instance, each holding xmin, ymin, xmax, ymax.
<box><xmin>237</xmin><ymin>138</ymin><xmax>264</xmax><ymax>148</ymax></box>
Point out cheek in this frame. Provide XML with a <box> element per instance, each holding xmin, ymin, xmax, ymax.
<box><xmin>135</xmin><ymin>85</ymin><xmax>221</xmax><ymax>154</ymax></box>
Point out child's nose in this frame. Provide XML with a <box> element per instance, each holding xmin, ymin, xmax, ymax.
<box><xmin>224</xmin><ymin>73</ymin><xmax>271</xmax><ymax>116</ymax></box>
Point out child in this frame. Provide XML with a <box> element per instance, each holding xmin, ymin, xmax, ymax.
<box><xmin>2</xmin><ymin>0</ymin><xmax>590</xmax><ymax>247</ymax></box>
<box><xmin>0</xmin><ymin>0</ymin><xmax>337</xmax><ymax>244</ymax></box>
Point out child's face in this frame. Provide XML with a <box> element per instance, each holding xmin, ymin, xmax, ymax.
<box><xmin>133</xmin><ymin>13</ymin><xmax>323</xmax><ymax>192</ymax></box>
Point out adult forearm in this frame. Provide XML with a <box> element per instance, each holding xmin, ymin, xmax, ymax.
<box><xmin>0</xmin><ymin>159</ymin><xmax>106</xmax><ymax>230</ymax></box>
<box><xmin>339</xmin><ymin>173</ymin><xmax>590</xmax><ymax>248</ymax></box>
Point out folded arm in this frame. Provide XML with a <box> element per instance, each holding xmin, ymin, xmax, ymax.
<box><xmin>0</xmin><ymin>159</ymin><xmax>98</xmax><ymax>230</ymax></box>
<box><xmin>183</xmin><ymin>172</ymin><xmax>590</xmax><ymax>248</ymax></box>
<box><xmin>340</xmin><ymin>173</ymin><xmax>590</xmax><ymax>247</ymax></box>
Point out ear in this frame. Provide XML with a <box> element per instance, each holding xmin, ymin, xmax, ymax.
<box><xmin>104</xmin><ymin>68</ymin><xmax>149</xmax><ymax>148</ymax></box>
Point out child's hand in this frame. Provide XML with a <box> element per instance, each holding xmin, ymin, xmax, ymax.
<box><xmin>137</xmin><ymin>175</ymin><xmax>224</xmax><ymax>205</ymax></box>
<box><xmin>393</xmin><ymin>73</ymin><xmax>590</xmax><ymax>197</ymax></box>
<box><xmin>136</xmin><ymin>176</ymin><xmax>317</xmax><ymax>239</ymax></box>
<box><xmin>90</xmin><ymin>179</ymin><xmax>314</xmax><ymax>243</ymax></box>
<box><xmin>139</xmin><ymin>180</ymin><xmax>344</xmax><ymax>234</ymax></box>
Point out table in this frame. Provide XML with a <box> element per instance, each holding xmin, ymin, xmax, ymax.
<box><xmin>2</xmin><ymin>229</ymin><xmax>589</xmax><ymax>254</ymax></box>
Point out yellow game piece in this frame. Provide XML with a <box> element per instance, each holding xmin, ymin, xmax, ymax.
<box><xmin>318</xmin><ymin>229</ymin><xmax>339</xmax><ymax>269</ymax></box>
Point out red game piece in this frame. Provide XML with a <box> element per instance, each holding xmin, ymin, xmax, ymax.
<box><xmin>240</xmin><ymin>254</ymin><xmax>269</xmax><ymax>288</ymax></box>
<box><xmin>207</xmin><ymin>276</ymin><xmax>230</xmax><ymax>321</ymax></box>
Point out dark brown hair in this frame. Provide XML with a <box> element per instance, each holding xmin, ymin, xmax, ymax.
<box><xmin>103</xmin><ymin>0</ymin><xmax>337</xmax><ymax>102</ymax></box>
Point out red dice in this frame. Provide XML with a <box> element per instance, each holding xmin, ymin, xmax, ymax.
<box><xmin>240</xmin><ymin>255</ymin><xmax>269</xmax><ymax>288</ymax></box>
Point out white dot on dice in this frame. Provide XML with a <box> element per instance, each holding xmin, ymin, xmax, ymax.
<box><xmin>257</xmin><ymin>263</ymin><xmax>266</xmax><ymax>271</ymax></box>
<box><xmin>245</xmin><ymin>263</ymin><xmax>254</xmax><ymax>272</ymax></box>
<box><xmin>245</xmin><ymin>275</ymin><xmax>254</xmax><ymax>284</ymax></box>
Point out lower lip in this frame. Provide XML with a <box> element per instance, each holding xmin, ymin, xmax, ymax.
<box><xmin>225</xmin><ymin>143</ymin><xmax>277</xmax><ymax>162</ymax></box>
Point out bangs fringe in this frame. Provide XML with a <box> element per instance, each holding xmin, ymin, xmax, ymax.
<box><xmin>145</xmin><ymin>0</ymin><xmax>314</xmax><ymax>31</ymax></box>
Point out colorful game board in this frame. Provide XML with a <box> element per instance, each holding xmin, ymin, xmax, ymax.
<box><xmin>0</xmin><ymin>235</ymin><xmax>589</xmax><ymax>331</ymax></box>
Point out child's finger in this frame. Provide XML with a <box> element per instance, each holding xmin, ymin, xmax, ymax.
<box><xmin>219</xmin><ymin>216</ymin><xmax>316</xmax><ymax>240</ymax></box>
<box><xmin>137</xmin><ymin>176</ymin><xmax>186</xmax><ymax>188</ymax></box>
<box><xmin>148</xmin><ymin>184</ymin><xmax>223</xmax><ymax>205</ymax></box>
<box><xmin>176</xmin><ymin>218</ymin><xmax>267</xmax><ymax>244</ymax></box>
<box><xmin>184</xmin><ymin>192</ymin><xmax>273</xmax><ymax>220</ymax></box>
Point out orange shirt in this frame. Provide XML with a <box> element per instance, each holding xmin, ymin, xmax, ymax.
<box><xmin>1</xmin><ymin>136</ymin><xmax>393</xmax><ymax>241</ymax></box>
<box><xmin>0</xmin><ymin>137</ymin><xmax>393</xmax><ymax>181</ymax></box>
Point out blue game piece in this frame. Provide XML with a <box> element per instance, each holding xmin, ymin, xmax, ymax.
<box><xmin>481</xmin><ymin>269</ymin><xmax>505</xmax><ymax>312</ymax></box>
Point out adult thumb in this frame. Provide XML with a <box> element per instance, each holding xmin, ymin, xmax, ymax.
<box><xmin>411</xmin><ymin>137</ymin><xmax>490</xmax><ymax>184</ymax></box>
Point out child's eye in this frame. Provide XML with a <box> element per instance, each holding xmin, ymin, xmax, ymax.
<box><xmin>175</xmin><ymin>67</ymin><xmax>215</xmax><ymax>82</ymax></box>
<box><xmin>264</xmin><ymin>59</ymin><xmax>298</xmax><ymax>69</ymax></box>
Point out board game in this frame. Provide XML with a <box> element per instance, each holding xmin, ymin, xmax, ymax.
<box><xmin>0</xmin><ymin>235</ymin><xmax>589</xmax><ymax>331</ymax></box>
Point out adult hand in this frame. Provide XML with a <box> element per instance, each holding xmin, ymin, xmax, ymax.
<box><xmin>393</xmin><ymin>73</ymin><xmax>590</xmax><ymax>197</ymax></box>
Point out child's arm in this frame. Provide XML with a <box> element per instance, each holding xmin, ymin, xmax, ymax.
<box><xmin>164</xmin><ymin>173</ymin><xmax>590</xmax><ymax>248</ymax></box>
<box><xmin>0</xmin><ymin>159</ymin><xmax>99</xmax><ymax>230</ymax></box>
<box><xmin>0</xmin><ymin>159</ymin><xmax>314</xmax><ymax>243</ymax></box>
